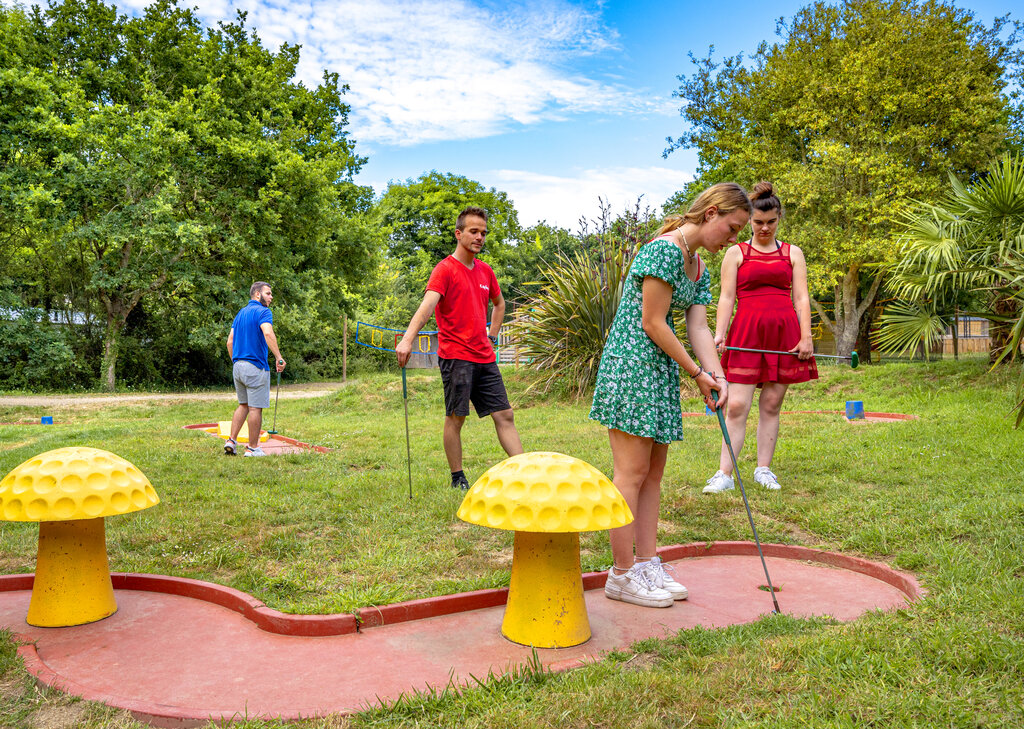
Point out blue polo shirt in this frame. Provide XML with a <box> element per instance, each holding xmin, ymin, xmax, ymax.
<box><xmin>231</xmin><ymin>299</ymin><xmax>273</xmax><ymax>370</ymax></box>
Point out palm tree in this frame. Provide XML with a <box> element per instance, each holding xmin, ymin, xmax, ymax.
<box><xmin>878</xmin><ymin>153</ymin><xmax>1024</xmax><ymax>421</ymax></box>
<box><xmin>510</xmin><ymin>200</ymin><xmax>658</xmax><ymax>399</ymax></box>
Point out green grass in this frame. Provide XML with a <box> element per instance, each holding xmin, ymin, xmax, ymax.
<box><xmin>1</xmin><ymin>360</ymin><xmax>1023</xmax><ymax>727</ymax></box>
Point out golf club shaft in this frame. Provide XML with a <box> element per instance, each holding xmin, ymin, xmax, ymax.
<box><xmin>270</xmin><ymin>370</ymin><xmax>281</xmax><ymax>433</ymax></box>
<box><xmin>726</xmin><ymin>346</ymin><xmax>851</xmax><ymax>362</ymax></box>
<box><xmin>711</xmin><ymin>390</ymin><xmax>781</xmax><ymax>613</ymax></box>
<box><xmin>402</xmin><ymin>368</ymin><xmax>412</xmax><ymax>500</ymax></box>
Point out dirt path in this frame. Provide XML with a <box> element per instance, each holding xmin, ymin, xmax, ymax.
<box><xmin>0</xmin><ymin>382</ymin><xmax>347</xmax><ymax>408</ymax></box>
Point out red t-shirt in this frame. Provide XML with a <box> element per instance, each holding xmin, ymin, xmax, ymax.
<box><xmin>427</xmin><ymin>256</ymin><xmax>500</xmax><ymax>363</ymax></box>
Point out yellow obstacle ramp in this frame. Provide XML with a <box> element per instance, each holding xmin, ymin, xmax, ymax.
<box><xmin>215</xmin><ymin>421</ymin><xmax>269</xmax><ymax>443</ymax></box>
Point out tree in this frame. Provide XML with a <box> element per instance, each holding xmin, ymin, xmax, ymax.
<box><xmin>666</xmin><ymin>0</ymin><xmax>1022</xmax><ymax>355</ymax></box>
<box><xmin>510</xmin><ymin>201</ymin><xmax>659</xmax><ymax>398</ymax></box>
<box><xmin>374</xmin><ymin>172</ymin><xmax>522</xmax><ymax>297</ymax></box>
<box><xmin>2</xmin><ymin>0</ymin><xmax>370</xmax><ymax>389</ymax></box>
<box><xmin>494</xmin><ymin>221</ymin><xmax>576</xmax><ymax>302</ymax></box>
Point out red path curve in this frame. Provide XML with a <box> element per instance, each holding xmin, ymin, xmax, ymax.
<box><xmin>0</xmin><ymin>542</ymin><xmax>921</xmax><ymax>727</ymax></box>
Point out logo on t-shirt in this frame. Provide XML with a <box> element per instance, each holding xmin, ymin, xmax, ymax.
<box><xmin>479</xmin><ymin>284</ymin><xmax>489</xmax><ymax>292</ymax></box>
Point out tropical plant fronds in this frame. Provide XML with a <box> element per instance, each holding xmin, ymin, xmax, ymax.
<box><xmin>510</xmin><ymin>245</ymin><xmax>632</xmax><ymax>400</ymax></box>
<box><xmin>882</xmin><ymin>153</ymin><xmax>1024</xmax><ymax>420</ymax></box>
<box><xmin>510</xmin><ymin>199</ymin><xmax>657</xmax><ymax>400</ymax></box>
<box><xmin>873</xmin><ymin>301</ymin><xmax>950</xmax><ymax>358</ymax></box>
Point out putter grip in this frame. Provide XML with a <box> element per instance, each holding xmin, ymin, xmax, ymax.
<box><xmin>710</xmin><ymin>390</ymin><xmax>731</xmax><ymax>444</ymax></box>
<box><xmin>402</xmin><ymin>367</ymin><xmax>407</xmax><ymax>397</ymax></box>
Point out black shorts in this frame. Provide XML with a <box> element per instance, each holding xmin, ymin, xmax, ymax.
<box><xmin>439</xmin><ymin>358</ymin><xmax>512</xmax><ymax>418</ymax></box>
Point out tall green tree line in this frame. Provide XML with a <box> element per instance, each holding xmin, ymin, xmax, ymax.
<box><xmin>666</xmin><ymin>0</ymin><xmax>1023</xmax><ymax>356</ymax></box>
<box><xmin>1</xmin><ymin>0</ymin><xmax>373</xmax><ymax>389</ymax></box>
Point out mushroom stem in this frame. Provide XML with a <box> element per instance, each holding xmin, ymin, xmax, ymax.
<box><xmin>502</xmin><ymin>531</ymin><xmax>591</xmax><ymax>648</ymax></box>
<box><xmin>28</xmin><ymin>518</ymin><xmax>117</xmax><ymax>627</ymax></box>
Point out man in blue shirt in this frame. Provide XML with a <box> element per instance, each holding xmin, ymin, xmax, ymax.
<box><xmin>225</xmin><ymin>281</ymin><xmax>286</xmax><ymax>456</ymax></box>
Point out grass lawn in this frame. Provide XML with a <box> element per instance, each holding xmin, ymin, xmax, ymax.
<box><xmin>1</xmin><ymin>359</ymin><xmax>1023</xmax><ymax>728</ymax></box>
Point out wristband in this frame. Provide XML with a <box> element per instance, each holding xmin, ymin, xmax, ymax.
<box><xmin>488</xmin><ymin>335</ymin><xmax>498</xmax><ymax>346</ymax></box>
<box><xmin>690</xmin><ymin>366</ymin><xmax>703</xmax><ymax>379</ymax></box>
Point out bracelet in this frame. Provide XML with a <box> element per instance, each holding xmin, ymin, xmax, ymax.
<box><xmin>690</xmin><ymin>366</ymin><xmax>703</xmax><ymax>379</ymax></box>
<box><xmin>714</xmin><ymin>374</ymin><xmax>726</xmax><ymax>381</ymax></box>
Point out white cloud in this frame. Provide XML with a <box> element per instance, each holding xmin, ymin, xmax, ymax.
<box><xmin>120</xmin><ymin>0</ymin><xmax>666</xmax><ymax>146</ymax></box>
<box><xmin>491</xmin><ymin>166</ymin><xmax>693</xmax><ymax>230</ymax></box>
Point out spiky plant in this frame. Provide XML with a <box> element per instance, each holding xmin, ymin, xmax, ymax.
<box><xmin>510</xmin><ymin>244</ymin><xmax>632</xmax><ymax>399</ymax></box>
<box><xmin>510</xmin><ymin>199</ymin><xmax>658</xmax><ymax>399</ymax></box>
<box><xmin>873</xmin><ymin>301</ymin><xmax>950</xmax><ymax>359</ymax></box>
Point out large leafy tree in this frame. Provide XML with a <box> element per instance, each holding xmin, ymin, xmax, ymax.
<box><xmin>2</xmin><ymin>0</ymin><xmax>370</xmax><ymax>389</ymax></box>
<box><xmin>375</xmin><ymin>172</ymin><xmax>522</xmax><ymax>297</ymax></box>
<box><xmin>667</xmin><ymin>0</ymin><xmax>1022</xmax><ymax>355</ymax></box>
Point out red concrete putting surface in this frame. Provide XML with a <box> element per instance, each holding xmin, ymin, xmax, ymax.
<box><xmin>183</xmin><ymin>422</ymin><xmax>329</xmax><ymax>454</ymax></box>
<box><xmin>0</xmin><ymin>542</ymin><xmax>921</xmax><ymax>728</ymax></box>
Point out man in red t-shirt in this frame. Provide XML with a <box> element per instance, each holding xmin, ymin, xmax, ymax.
<box><xmin>397</xmin><ymin>206</ymin><xmax>524</xmax><ymax>489</ymax></box>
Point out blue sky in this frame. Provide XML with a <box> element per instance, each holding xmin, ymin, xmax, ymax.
<box><xmin>111</xmin><ymin>0</ymin><xmax>1012</xmax><ymax>229</ymax></box>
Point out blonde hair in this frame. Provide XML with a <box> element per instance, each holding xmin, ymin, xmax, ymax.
<box><xmin>656</xmin><ymin>182</ymin><xmax>752</xmax><ymax>238</ymax></box>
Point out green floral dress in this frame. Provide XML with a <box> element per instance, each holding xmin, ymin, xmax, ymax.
<box><xmin>589</xmin><ymin>236</ymin><xmax>712</xmax><ymax>443</ymax></box>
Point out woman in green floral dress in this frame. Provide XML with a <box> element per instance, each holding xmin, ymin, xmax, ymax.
<box><xmin>590</xmin><ymin>182</ymin><xmax>752</xmax><ymax>609</ymax></box>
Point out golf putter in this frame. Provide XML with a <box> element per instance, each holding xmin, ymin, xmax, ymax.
<box><xmin>725</xmin><ymin>347</ymin><xmax>859</xmax><ymax>369</ymax></box>
<box><xmin>711</xmin><ymin>390</ymin><xmax>781</xmax><ymax>614</ymax></box>
<box><xmin>268</xmin><ymin>369</ymin><xmax>281</xmax><ymax>434</ymax></box>
<box><xmin>402</xmin><ymin>368</ymin><xmax>412</xmax><ymax>500</ymax></box>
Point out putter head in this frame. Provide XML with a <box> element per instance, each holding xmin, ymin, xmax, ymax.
<box><xmin>850</xmin><ymin>350</ymin><xmax>859</xmax><ymax>369</ymax></box>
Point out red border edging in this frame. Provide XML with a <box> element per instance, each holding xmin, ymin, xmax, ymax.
<box><xmin>0</xmin><ymin>543</ymin><xmax>923</xmax><ymax>638</ymax></box>
<box><xmin>182</xmin><ymin>423</ymin><xmax>331</xmax><ymax>454</ymax></box>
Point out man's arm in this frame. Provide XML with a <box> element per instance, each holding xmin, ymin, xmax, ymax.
<box><xmin>226</xmin><ymin>328</ymin><xmax>234</xmax><ymax>360</ymax></box>
<box><xmin>488</xmin><ymin>292</ymin><xmax>506</xmax><ymax>340</ymax></box>
<box><xmin>260</xmin><ymin>322</ymin><xmax>286</xmax><ymax>372</ymax></box>
<box><xmin>397</xmin><ymin>291</ymin><xmax>442</xmax><ymax>368</ymax></box>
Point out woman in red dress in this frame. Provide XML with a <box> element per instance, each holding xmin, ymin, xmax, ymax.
<box><xmin>703</xmin><ymin>182</ymin><xmax>817</xmax><ymax>493</ymax></box>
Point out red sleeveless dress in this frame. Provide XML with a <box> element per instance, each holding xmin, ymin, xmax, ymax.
<box><xmin>720</xmin><ymin>241</ymin><xmax>818</xmax><ymax>385</ymax></box>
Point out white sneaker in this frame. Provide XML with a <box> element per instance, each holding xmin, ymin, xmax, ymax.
<box><xmin>243</xmin><ymin>446</ymin><xmax>267</xmax><ymax>457</ymax></box>
<box><xmin>703</xmin><ymin>470</ymin><xmax>735</xmax><ymax>493</ymax></box>
<box><xmin>640</xmin><ymin>556</ymin><xmax>688</xmax><ymax>600</ymax></box>
<box><xmin>754</xmin><ymin>466</ymin><xmax>781</xmax><ymax>490</ymax></box>
<box><xmin>604</xmin><ymin>564</ymin><xmax>674</xmax><ymax>608</ymax></box>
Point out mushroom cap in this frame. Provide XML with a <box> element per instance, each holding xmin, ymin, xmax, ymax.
<box><xmin>457</xmin><ymin>451</ymin><xmax>632</xmax><ymax>533</ymax></box>
<box><xmin>0</xmin><ymin>447</ymin><xmax>160</xmax><ymax>522</ymax></box>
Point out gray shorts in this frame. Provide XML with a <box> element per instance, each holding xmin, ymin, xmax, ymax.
<box><xmin>233</xmin><ymin>360</ymin><xmax>271</xmax><ymax>409</ymax></box>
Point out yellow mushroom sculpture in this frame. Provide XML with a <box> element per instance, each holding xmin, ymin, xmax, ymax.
<box><xmin>0</xmin><ymin>447</ymin><xmax>160</xmax><ymax>627</ymax></box>
<box><xmin>457</xmin><ymin>451</ymin><xmax>632</xmax><ymax>648</ymax></box>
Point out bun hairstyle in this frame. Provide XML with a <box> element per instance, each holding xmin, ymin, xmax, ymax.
<box><xmin>749</xmin><ymin>181</ymin><xmax>782</xmax><ymax>215</ymax></box>
<box><xmin>655</xmin><ymin>182</ymin><xmax>752</xmax><ymax>239</ymax></box>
